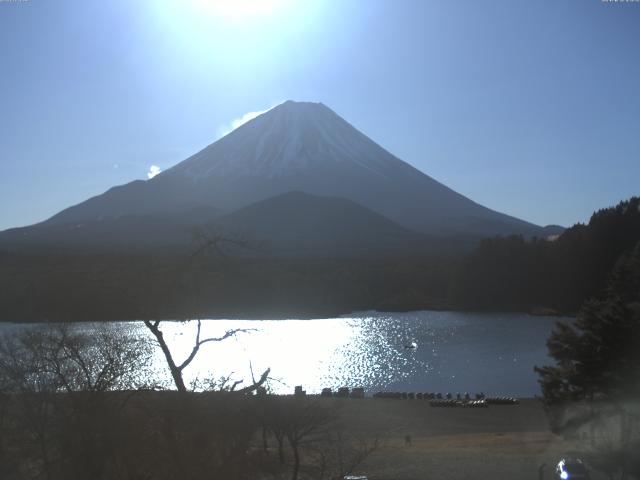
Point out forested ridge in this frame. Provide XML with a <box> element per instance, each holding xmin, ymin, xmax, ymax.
<box><xmin>0</xmin><ymin>197</ymin><xmax>638</xmax><ymax>322</ymax></box>
<box><xmin>0</xmin><ymin>254</ymin><xmax>454</xmax><ymax>322</ymax></box>
<box><xmin>450</xmin><ymin>197</ymin><xmax>640</xmax><ymax>314</ymax></box>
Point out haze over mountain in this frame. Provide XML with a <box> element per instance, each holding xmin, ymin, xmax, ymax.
<box><xmin>1</xmin><ymin>101</ymin><xmax>560</xmax><ymax>254</ymax></box>
<box><xmin>211</xmin><ymin>191</ymin><xmax>428</xmax><ymax>257</ymax></box>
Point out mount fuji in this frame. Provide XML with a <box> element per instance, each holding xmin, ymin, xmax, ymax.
<box><xmin>1</xmin><ymin>100</ymin><xmax>559</xmax><ymax>254</ymax></box>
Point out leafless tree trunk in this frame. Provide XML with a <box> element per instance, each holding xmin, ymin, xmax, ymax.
<box><xmin>144</xmin><ymin>318</ymin><xmax>270</xmax><ymax>393</ymax></box>
<box><xmin>143</xmin><ymin>229</ymin><xmax>269</xmax><ymax>394</ymax></box>
<box><xmin>277</xmin><ymin>432</ymin><xmax>286</xmax><ymax>465</ymax></box>
<box><xmin>284</xmin><ymin>400</ymin><xmax>334</xmax><ymax>480</ymax></box>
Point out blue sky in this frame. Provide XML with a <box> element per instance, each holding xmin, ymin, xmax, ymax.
<box><xmin>1</xmin><ymin>0</ymin><xmax>639</xmax><ymax>231</ymax></box>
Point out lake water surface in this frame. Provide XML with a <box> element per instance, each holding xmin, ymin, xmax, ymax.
<box><xmin>0</xmin><ymin>311</ymin><xmax>566</xmax><ymax>396</ymax></box>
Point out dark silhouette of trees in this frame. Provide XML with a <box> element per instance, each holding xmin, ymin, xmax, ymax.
<box><xmin>0</xmin><ymin>252</ymin><xmax>456</xmax><ymax>322</ymax></box>
<box><xmin>0</xmin><ymin>324</ymin><xmax>274</xmax><ymax>480</ymax></box>
<box><xmin>259</xmin><ymin>397</ymin><xmax>334</xmax><ymax>478</ymax></box>
<box><xmin>142</xmin><ymin>229</ymin><xmax>271</xmax><ymax>393</ymax></box>
<box><xmin>0</xmin><ymin>325</ymin><xmax>150</xmax><ymax>480</ymax></box>
<box><xmin>536</xmin><ymin>241</ymin><xmax>640</xmax><ymax>404</ymax></box>
<box><xmin>260</xmin><ymin>395</ymin><xmax>289</xmax><ymax>466</ymax></box>
<box><xmin>283</xmin><ymin>399</ymin><xmax>335</xmax><ymax>480</ymax></box>
<box><xmin>451</xmin><ymin>197</ymin><xmax>640</xmax><ymax>313</ymax></box>
<box><xmin>257</xmin><ymin>397</ymin><xmax>380</xmax><ymax>480</ymax></box>
<box><xmin>315</xmin><ymin>430</ymin><xmax>380</xmax><ymax>480</ymax></box>
<box><xmin>143</xmin><ymin>318</ymin><xmax>265</xmax><ymax>393</ymax></box>
<box><xmin>535</xmin><ymin>241</ymin><xmax>640</xmax><ymax>480</ymax></box>
<box><xmin>2</xmin><ymin>198</ymin><xmax>638</xmax><ymax>322</ymax></box>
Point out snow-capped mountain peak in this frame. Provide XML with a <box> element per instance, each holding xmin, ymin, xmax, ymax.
<box><xmin>169</xmin><ymin>100</ymin><xmax>398</xmax><ymax>180</ymax></box>
<box><xmin>42</xmin><ymin>100</ymin><xmax>544</xmax><ymax>238</ymax></box>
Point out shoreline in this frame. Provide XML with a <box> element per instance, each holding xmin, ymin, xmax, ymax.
<box><xmin>0</xmin><ymin>307</ymin><xmax>575</xmax><ymax>324</ymax></box>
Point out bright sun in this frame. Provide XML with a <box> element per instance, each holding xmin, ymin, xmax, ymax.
<box><xmin>148</xmin><ymin>0</ymin><xmax>319</xmax><ymax>70</ymax></box>
<box><xmin>193</xmin><ymin>0</ymin><xmax>292</xmax><ymax>18</ymax></box>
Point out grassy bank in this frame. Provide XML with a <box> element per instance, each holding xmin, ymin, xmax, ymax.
<box><xmin>0</xmin><ymin>391</ymin><xmax>610</xmax><ymax>480</ymax></box>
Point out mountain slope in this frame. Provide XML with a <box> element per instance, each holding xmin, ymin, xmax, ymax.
<box><xmin>42</xmin><ymin>100</ymin><xmax>546</xmax><ymax>238</ymax></box>
<box><xmin>0</xmin><ymin>206</ymin><xmax>223</xmax><ymax>253</ymax></box>
<box><xmin>211</xmin><ymin>191</ymin><xmax>427</xmax><ymax>257</ymax></box>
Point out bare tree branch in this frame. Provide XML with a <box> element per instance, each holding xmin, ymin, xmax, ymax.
<box><xmin>141</xmin><ymin>228</ymin><xmax>269</xmax><ymax>393</ymax></box>
<box><xmin>177</xmin><ymin>322</ymin><xmax>254</xmax><ymax>372</ymax></box>
<box><xmin>144</xmin><ymin>318</ymin><xmax>258</xmax><ymax>393</ymax></box>
<box><xmin>234</xmin><ymin>368</ymin><xmax>271</xmax><ymax>395</ymax></box>
<box><xmin>190</xmin><ymin>228</ymin><xmax>253</xmax><ymax>260</ymax></box>
<box><xmin>229</xmin><ymin>379</ymin><xmax>244</xmax><ymax>391</ymax></box>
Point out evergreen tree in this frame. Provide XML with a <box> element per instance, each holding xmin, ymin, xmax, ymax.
<box><xmin>451</xmin><ymin>197</ymin><xmax>640</xmax><ymax>313</ymax></box>
<box><xmin>535</xmin><ymin>241</ymin><xmax>640</xmax><ymax>404</ymax></box>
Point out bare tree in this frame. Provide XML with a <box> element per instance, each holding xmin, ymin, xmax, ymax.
<box><xmin>314</xmin><ymin>429</ymin><xmax>381</xmax><ymax>480</ymax></box>
<box><xmin>189</xmin><ymin>227</ymin><xmax>256</xmax><ymax>260</ymax></box>
<box><xmin>260</xmin><ymin>395</ymin><xmax>290</xmax><ymax>466</ymax></box>
<box><xmin>282</xmin><ymin>399</ymin><xmax>335</xmax><ymax>480</ymax></box>
<box><xmin>0</xmin><ymin>325</ymin><xmax>151</xmax><ymax>480</ymax></box>
<box><xmin>259</xmin><ymin>398</ymin><xmax>380</xmax><ymax>480</ymax></box>
<box><xmin>142</xmin><ymin>228</ymin><xmax>270</xmax><ymax>394</ymax></box>
<box><xmin>143</xmin><ymin>318</ymin><xmax>269</xmax><ymax>393</ymax></box>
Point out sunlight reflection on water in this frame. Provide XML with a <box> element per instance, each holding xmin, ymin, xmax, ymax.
<box><xmin>1</xmin><ymin>311</ymin><xmax>564</xmax><ymax>396</ymax></box>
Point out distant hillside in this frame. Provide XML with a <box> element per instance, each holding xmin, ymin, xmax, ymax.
<box><xmin>0</xmin><ymin>207</ymin><xmax>221</xmax><ymax>253</ymax></box>
<box><xmin>210</xmin><ymin>191</ymin><xmax>428</xmax><ymax>257</ymax></box>
<box><xmin>450</xmin><ymin>197</ymin><xmax>640</xmax><ymax>313</ymax></box>
<box><xmin>0</xmin><ymin>198</ymin><xmax>632</xmax><ymax>322</ymax></box>
<box><xmin>0</xmin><ymin>191</ymin><xmax>475</xmax><ymax>257</ymax></box>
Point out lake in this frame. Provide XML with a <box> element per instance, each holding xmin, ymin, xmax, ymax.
<box><xmin>0</xmin><ymin>310</ymin><xmax>566</xmax><ymax>396</ymax></box>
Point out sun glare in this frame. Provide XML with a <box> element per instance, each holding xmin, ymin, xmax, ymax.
<box><xmin>148</xmin><ymin>0</ymin><xmax>315</xmax><ymax>66</ymax></box>
<box><xmin>193</xmin><ymin>0</ymin><xmax>292</xmax><ymax>19</ymax></box>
